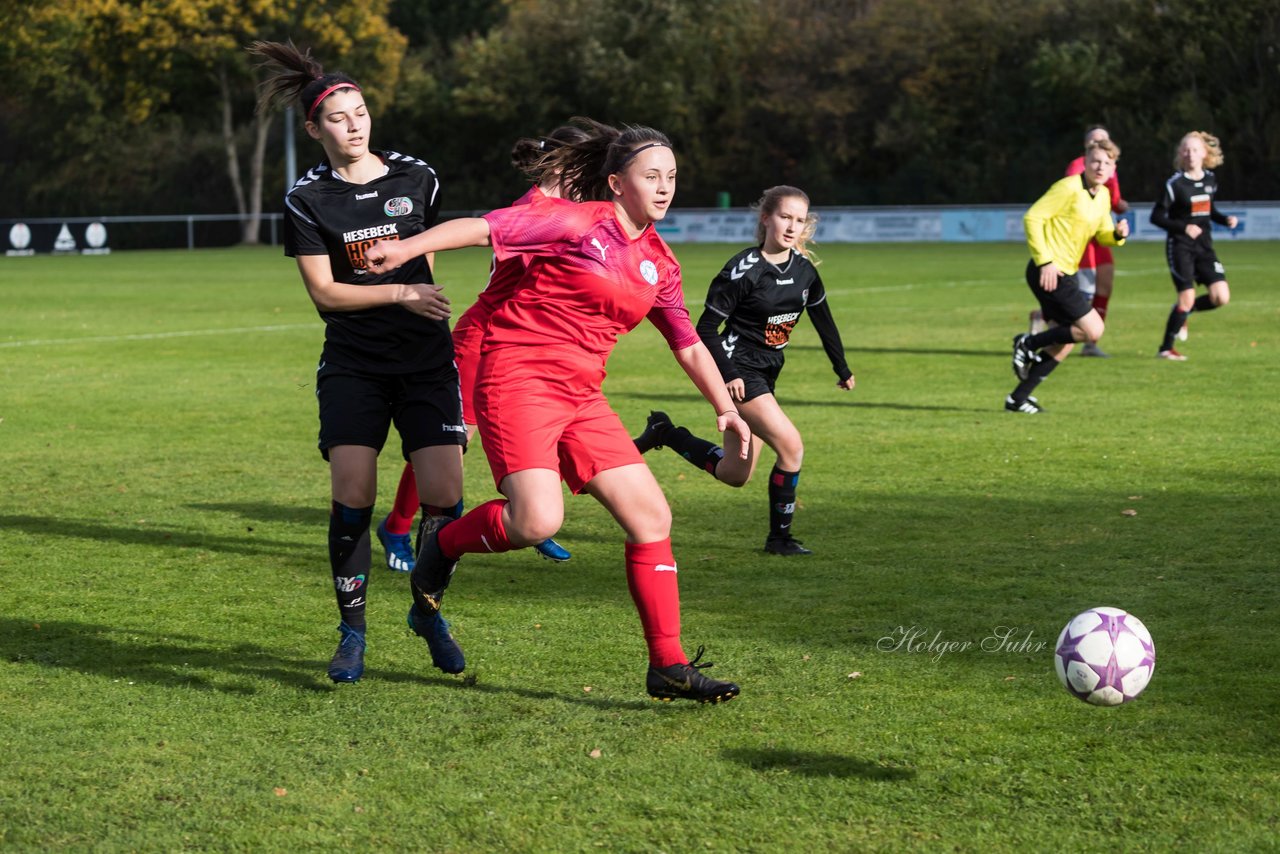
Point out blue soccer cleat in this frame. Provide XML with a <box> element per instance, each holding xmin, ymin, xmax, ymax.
<box><xmin>535</xmin><ymin>538</ymin><xmax>571</xmax><ymax>563</ymax></box>
<box><xmin>376</xmin><ymin>517</ymin><xmax>415</xmax><ymax>573</ymax></box>
<box><xmin>407</xmin><ymin>605</ymin><xmax>465</xmax><ymax>674</ymax></box>
<box><xmin>327</xmin><ymin>622</ymin><xmax>366</xmax><ymax>683</ymax></box>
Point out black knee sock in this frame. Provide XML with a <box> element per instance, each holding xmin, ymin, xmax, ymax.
<box><xmin>768</xmin><ymin>466</ymin><xmax>800</xmax><ymax>540</ymax></box>
<box><xmin>329</xmin><ymin>501</ymin><xmax>373</xmax><ymax>631</ymax></box>
<box><xmin>1011</xmin><ymin>355</ymin><xmax>1060</xmax><ymax>402</ymax></box>
<box><xmin>1161</xmin><ymin>306</ymin><xmax>1190</xmax><ymax>351</ymax></box>
<box><xmin>662</xmin><ymin>425</ymin><xmax>725</xmax><ymax>475</ymax></box>
<box><xmin>1025</xmin><ymin>325</ymin><xmax>1075</xmax><ymax>351</ymax></box>
<box><xmin>423</xmin><ymin>500</ymin><xmax>463</xmax><ymax>520</ymax></box>
<box><xmin>1192</xmin><ymin>294</ymin><xmax>1218</xmax><ymax>313</ymax></box>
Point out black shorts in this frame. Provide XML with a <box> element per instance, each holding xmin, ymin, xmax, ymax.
<box><xmin>1166</xmin><ymin>238</ymin><xmax>1226</xmax><ymax>291</ymax></box>
<box><xmin>316</xmin><ymin>361</ymin><xmax>466</xmax><ymax>461</ymax></box>
<box><xmin>725</xmin><ymin>348</ymin><xmax>784</xmax><ymax>403</ymax></box>
<box><xmin>1025</xmin><ymin>259</ymin><xmax>1093</xmax><ymax>325</ymax></box>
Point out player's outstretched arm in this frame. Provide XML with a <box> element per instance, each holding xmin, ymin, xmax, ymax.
<box><xmin>366</xmin><ymin>218</ymin><xmax>492</xmax><ymax>273</ymax></box>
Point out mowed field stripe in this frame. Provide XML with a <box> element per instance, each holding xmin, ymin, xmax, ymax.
<box><xmin>0</xmin><ymin>323</ymin><xmax>319</xmax><ymax>349</ymax></box>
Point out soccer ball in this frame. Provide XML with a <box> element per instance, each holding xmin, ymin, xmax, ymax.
<box><xmin>1054</xmin><ymin>607</ymin><xmax>1155</xmax><ymax>706</ymax></box>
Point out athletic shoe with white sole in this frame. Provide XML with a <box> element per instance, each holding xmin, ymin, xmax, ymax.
<box><xmin>1158</xmin><ymin>348</ymin><xmax>1188</xmax><ymax>361</ymax></box>
<box><xmin>376</xmin><ymin>517</ymin><xmax>415</xmax><ymax>573</ymax></box>
<box><xmin>1004</xmin><ymin>395</ymin><xmax>1044</xmax><ymax>414</ymax></box>
<box><xmin>534</xmin><ymin>538</ymin><xmax>571</xmax><ymax>562</ymax></box>
<box><xmin>1011</xmin><ymin>334</ymin><xmax>1038</xmax><ymax>380</ymax></box>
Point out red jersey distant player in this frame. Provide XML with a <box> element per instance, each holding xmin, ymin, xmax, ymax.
<box><xmin>367</xmin><ymin>122</ymin><xmax>749</xmax><ymax>704</ymax></box>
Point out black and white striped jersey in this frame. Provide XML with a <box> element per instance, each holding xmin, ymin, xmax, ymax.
<box><xmin>284</xmin><ymin>150</ymin><xmax>451</xmax><ymax>374</ymax></box>
<box><xmin>1150</xmin><ymin>170</ymin><xmax>1232</xmax><ymax>248</ymax></box>
<box><xmin>696</xmin><ymin>246</ymin><xmax>851</xmax><ymax>383</ymax></box>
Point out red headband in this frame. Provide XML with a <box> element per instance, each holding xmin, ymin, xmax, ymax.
<box><xmin>307</xmin><ymin>82</ymin><xmax>361</xmax><ymax>122</ymax></box>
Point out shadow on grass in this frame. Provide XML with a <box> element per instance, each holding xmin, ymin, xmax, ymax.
<box><xmin>0</xmin><ymin>617</ymin><xmax>654</xmax><ymax>711</ymax></box>
<box><xmin>0</xmin><ymin>513</ymin><xmax>299</xmax><ymax>558</ymax></box>
<box><xmin>187</xmin><ymin>502</ymin><xmax>327</xmax><ymax>526</ymax></box>
<box><xmin>722</xmin><ymin>747</ymin><xmax>915</xmax><ymax>781</ymax></box>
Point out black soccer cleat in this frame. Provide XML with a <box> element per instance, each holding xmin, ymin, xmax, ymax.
<box><xmin>646</xmin><ymin>646</ymin><xmax>740</xmax><ymax>704</ymax></box>
<box><xmin>633</xmin><ymin>410</ymin><xmax>674</xmax><ymax>453</ymax></box>
<box><xmin>327</xmin><ymin>622</ymin><xmax>366</xmax><ymax>683</ymax></box>
<box><xmin>407</xmin><ymin>605</ymin><xmax>465</xmax><ymax>674</ymax></box>
<box><xmin>764</xmin><ymin>536</ymin><xmax>813</xmax><ymax>556</ymax></box>
<box><xmin>410</xmin><ymin>516</ymin><xmax>459</xmax><ymax>615</ymax></box>
<box><xmin>1004</xmin><ymin>394</ymin><xmax>1044</xmax><ymax>414</ymax></box>
<box><xmin>1011</xmin><ymin>334</ymin><xmax>1039</xmax><ymax>380</ymax></box>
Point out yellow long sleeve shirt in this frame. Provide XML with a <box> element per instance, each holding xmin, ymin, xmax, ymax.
<box><xmin>1024</xmin><ymin>174</ymin><xmax>1125</xmax><ymax>274</ymax></box>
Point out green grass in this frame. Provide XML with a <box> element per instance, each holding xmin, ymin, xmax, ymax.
<box><xmin>1</xmin><ymin>241</ymin><xmax>1277</xmax><ymax>851</ymax></box>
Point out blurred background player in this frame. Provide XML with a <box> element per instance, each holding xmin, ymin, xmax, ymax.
<box><xmin>633</xmin><ymin>186</ymin><xmax>854</xmax><ymax>556</ymax></box>
<box><xmin>251</xmin><ymin>40</ymin><xmax>465</xmax><ymax>683</ymax></box>
<box><xmin>375</xmin><ymin>128</ymin><xmax>595</xmax><ymax>573</ymax></box>
<box><xmin>1007</xmin><ymin>139</ymin><xmax>1128</xmax><ymax>412</ymax></box>
<box><xmin>1150</xmin><ymin>131</ymin><xmax>1237</xmax><ymax>361</ymax></box>
<box><xmin>366</xmin><ymin>123</ymin><xmax>748</xmax><ymax>703</ymax></box>
<box><xmin>1041</xmin><ymin>125</ymin><xmax>1130</xmax><ymax>357</ymax></box>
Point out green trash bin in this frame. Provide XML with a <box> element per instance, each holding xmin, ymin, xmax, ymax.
<box><xmin>716</xmin><ymin>191</ymin><xmax>730</xmax><ymax>209</ymax></box>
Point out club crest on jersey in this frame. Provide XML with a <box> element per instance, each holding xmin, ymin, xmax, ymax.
<box><xmin>384</xmin><ymin>197</ymin><xmax>413</xmax><ymax>217</ymax></box>
<box><xmin>639</xmin><ymin>259</ymin><xmax>658</xmax><ymax>286</ymax></box>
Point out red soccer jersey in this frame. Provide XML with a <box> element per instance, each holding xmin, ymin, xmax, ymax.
<box><xmin>481</xmin><ymin>200</ymin><xmax>697</xmax><ymax>360</ymax></box>
<box><xmin>453</xmin><ymin>186</ymin><xmax>543</xmax><ymax>338</ymax></box>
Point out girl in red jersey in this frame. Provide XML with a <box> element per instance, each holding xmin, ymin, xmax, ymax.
<box><xmin>377</xmin><ymin>127</ymin><xmax>597</xmax><ymax>572</ymax></box>
<box><xmin>367</xmin><ymin>123</ymin><xmax>749</xmax><ymax>703</ymax></box>
<box><xmin>251</xmin><ymin>41</ymin><xmax>465</xmax><ymax>684</ymax></box>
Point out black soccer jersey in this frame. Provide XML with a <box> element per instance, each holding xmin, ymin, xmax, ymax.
<box><xmin>284</xmin><ymin>150</ymin><xmax>451</xmax><ymax>374</ymax></box>
<box><xmin>696</xmin><ymin>247</ymin><xmax>851</xmax><ymax>383</ymax></box>
<box><xmin>1150</xmin><ymin>170</ymin><xmax>1231</xmax><ymax>248</ymax></box>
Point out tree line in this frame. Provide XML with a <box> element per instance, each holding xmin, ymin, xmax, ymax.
<box><xmin>2</xmin><ymin>0</ymin><xmax>1276</xmax><ymax>242</ymax></box>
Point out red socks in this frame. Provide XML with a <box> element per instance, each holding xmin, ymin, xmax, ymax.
<box><xmin>1092</xmin><ymin>293</ymin><xmax>1110</xmax><ymax>322</ymax></box>
<box><xmin>625</xmin><ymin>538</ymin><xmax>685</xmax><ymax>667</ymax></box>
<box><xmin>438</xmin><ymin>499</ymin><xmax>515</xmax><ymax>556</ymax></box>
<box><xmin>385</xmin><ymin>464</ymin><xmax>418</xmax><ymax>536</ymax></box>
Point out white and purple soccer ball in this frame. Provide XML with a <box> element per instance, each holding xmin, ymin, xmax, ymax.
<box><xmin>1054</xmin><ymin>607</ymin><xmax>1155</xmax><ymax>706</ymax></box>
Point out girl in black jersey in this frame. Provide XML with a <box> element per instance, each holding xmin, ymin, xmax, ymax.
<box><xmin>251</xmin><ymin>41</ymin><xmax>466</xmax><ymax>684</ymax></box>
<box><xmin>1151</xmin><ymin>131</ymin><xmax>1237</xmax><ymax>360</ymax></box>
<box><xmin>635</xmin><ymin>186</ymin><xmax>854</xmax><ymax>556</ymax></box>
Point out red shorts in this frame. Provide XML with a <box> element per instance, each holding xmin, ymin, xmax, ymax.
<box><xmin>1078</xmin><ymin>240</ymin><xmax>1114</xmax><ymax>271</ymax></box>
<box><xmin>473</xmin><ymin>343</ymin><xmax>643</xmax><ymax>493</ymax></box>
<box><xmin>452</xmin><ymin>319</ymin><xmax>483</xmax><ymax>426</ymax></box>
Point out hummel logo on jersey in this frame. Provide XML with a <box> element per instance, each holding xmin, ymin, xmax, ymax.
<box><xmin>776</xmin><ymin>278</ymin><xmax>794</xmax><ymax>285</ymax></box>
<box><xmin>655</xmin><ymin>563</ymin><xmax>678</xmax><ymax>573</ymax></box>
<box><xmin>729</xmin><ymin>252</ymin><xmax>759</xmax><ymax>281</ymax></box>
<box><xmin>591</xmin><ymin>237</ymin><xmax>609</xmax><ymax>261</ymax></box>
<box><xmin>355</xmin><ymin>191</ymin><xmax>379</xmax><ymax>200</ymax></box>
<box><xmin>722</xmin><ymin>331</ymin><xmax>739</xmax><ymax>359</ymax></box>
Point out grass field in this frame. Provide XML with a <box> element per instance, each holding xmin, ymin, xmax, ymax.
<box><xmin>1</xmin><ymin>240</ymin><xmax>1277</xmax><ymax>851</ymax></box>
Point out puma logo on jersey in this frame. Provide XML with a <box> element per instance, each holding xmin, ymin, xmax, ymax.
<box><xmin>591</xmin><ymin>238</ymin><xmax>609</xmax><ymax>261</ymax></box>
<box><xmin>729</xmin><ymin>252</ymin><xmax>760</xmax><ymax>281</ymax></box>
<box><xmin>722</xmin><ymin>331</ymin><xmax>739</xmax><ymax>359</ymax></box>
